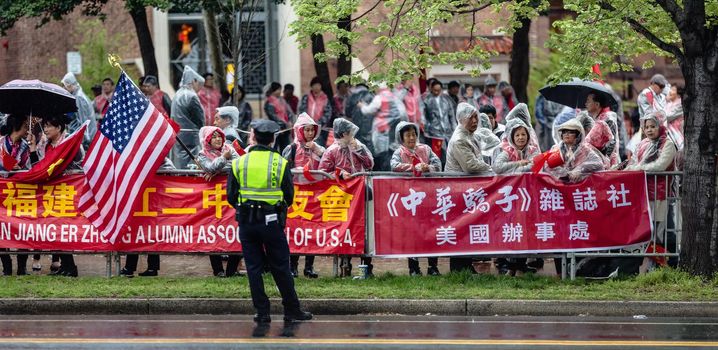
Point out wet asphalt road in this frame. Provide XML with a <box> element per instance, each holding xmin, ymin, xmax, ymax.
<box><xmin>0</xmin><ymin>315</ymin><xmax>717</xmax><ymax>349</ymax></box>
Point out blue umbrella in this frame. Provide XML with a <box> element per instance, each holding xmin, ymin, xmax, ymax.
<box><xmin>539</xmin><ymin>78</ymin><xmax>618</xmax><ymax>111</ymax></box>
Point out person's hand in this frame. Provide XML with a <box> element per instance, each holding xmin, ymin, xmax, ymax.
<box><xmin>349</xmin><ymin>139</ymin><xmax>359</xmax><ymax>150</ymax></box>
<box><xmin>568</xmin><ymin>171</ymin><xmax>581</xmax><ymax>182</ymax></box>
<box><xmin>305</xmin><ymin>140</ymin><xmax>315</xmax><ymax>150</ymax></box>
<box><xmin>357</xmin><ymin>101</ymin><xmax>366</xmax><ymax>108</ymax></box>
<box><xmin>341</xmin><ymin>170</ymin><xmax>353</xmax><ymax>180</ymax></box>
<box><xmin>203</xmin><ymin>173</ymin><xmax>215</xmax><ymax>182</ymax></box>
<box><xmin>421</xmin><ymin>163</ymin><xmax>430</xmax><ymax>172</ymax></box>
<box><xmin>223</xmin><ymin>149</ymin><xmax>232</xmax><ymax>159</ymax></box>
<box><xmin>518</xmin><ymin>159</ymin><xmax>531</xmax><ymax>166</ymax></box>
<box><xmin>27</xmin><ymin>133</ymin><xmax>36</xmax><ymax>152</ymax></box>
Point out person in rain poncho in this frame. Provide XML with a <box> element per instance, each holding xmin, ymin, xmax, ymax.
<box><xmin>282</xmin><ymin>112</ymin><xmax>326</xmax><ymax>175</ymax></box>
<box><xmin>545</xmin><ymin>118</ymin><xmax>604</xmax><ymax>183</ymax></box>
<box><xmin>478</xmin><ymin>77</ymin><xmax>508</xmax><ymax>122</ymax></box>
<box><xmin>492</xmin><ymin>118</ymin><xmax>541</xmax><ymax>175</ymax></box>
<box><xmin>394</xmin><ymin>78</ymin><xmax>423</xmax><ymax>129</ymax></box>
<box><xmin>264</xmin><ymin>82</ymin><xmax>294</xmax><ymax>152</ymax></box>
<box><xmin>637</xmin><ymin>74</ymin><xmax>669</xmax><ymax>118</ymax></box>
<box><xmin>479</xmin><ymin>104</ymin><xmax>505</xmax><ymax>138</ymax></box>
<box><xmin>477</xmin><ymin>112</ymin><xmax>501</xmax><ymax>164</ymax></box>
<box><xmin>318</xmin><ymin>118</ymin><xmax>374</xmax><ymax>180</ymax></box>
<box><xmin>319</xmin><ymin>118</ymin><xmax>374</xmax><ymax>277</ymax></box>
<box><xmin>358</xmin><ymin>83</ymin><xmax>408</xmax><ymax>170</ymax></box>
<box><xmin>625</xmin><ymin>113</ymin><xmax>677</xmax><ymax>246</ymax></box>
<box><xmin>551</xmin><ymin>106</ymin><xmax>577</xmax><ymax>145</ymax></box>
<box><xmin>583</xmin><ymin>118</ymin><xmax>614</xmax><ymax>170</ymax></box>
<box><xmin>196</xmin><ymin>126</ymin><xmax>242</xmax><ymax>277</ymax></box>
<box><xmin>223</xmin><ymin>85</ymin><xmax>253</xmax><ymax>145</ymax></box>
<box><xmin>298</xmin><ymin>77</ymin><xmax>333</xmax><ymax>146</ymax></box>
<box><xmin>391</xmin><ymin>121</ymin><xmax>441</xmax><ymax>174</ymax></box>
<box><xmin>213</xmin><ymin>106</ymin><xmax>240</xmax><ymax>144</ymax></box>
<box><xmin>445</xmin><ymin>102</ymin><xmax>493</xmax><ymax>175</ymax></box>
<box><xmin>422</xmin><ymin>80</ymin><xmax>456</xmax><ymax>161</ymax></box>
<box><xmin>391</xmin><ymin>121</ymin><xmax>442</xmax><ymax>277</ymax></box>
<box><xmin>198</xmin><ymin>73</ymin><xmax>222</xmax><ymax>127</ymax></box>
<box><xmin>500</xmin><ymin>103</ymin><xmax>540</xmax><ymax>153</ymax></box>
<box><xmin>461</xmin><ymin>83</ymin><xmax>479</xmax><ymax>110</ymax></box>
<box><xmin>142</xmin><ymin>75</ymin><xmax>172</xmax><ymax>118</ymax></box>
<box><xmin>344</xmin><ymin>84</ymin><xmax>376</xmax><ymax>154</ymax></box>
<box><xmin>282</xmin><ymin>112</ymin><xmax>325</xmax><ymax>279</ymax></box>
<box><xmin>663</xmin><ymin>84</ymin><xmax>684</xmax><ymax>153</ymax></box>
<box><xmin>61</xmin><ymin>72</ymin><xmax>98</xmax><ymax>149</ymax></box>
<box><xmin>585</xmin><ymin>93</ymin><xmax>620</xmax><ymax>166</ymax></box>
<box><xmin>196</xmin><ymin>126</ymin><xmax>239</xmax><ymax>176</ymax></box>
<box><xmin>171</xmin><ymin>66</ymin><xmax>206</xmax><ymax>169</ymax></box>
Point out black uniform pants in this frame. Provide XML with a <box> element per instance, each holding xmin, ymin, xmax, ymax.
<box><xmin>124</xmin><ymin>254</ymin><xmax>160</xmax><ymax>271</ymax></box>
<box><xmin>239</xmin><ymin>220</ymin><xmax>300</xmax><ymax>316</ymax></box>
<box><xmin>0</xmin><ymin>249</ymin><xmax>27</xmax><ymax>275</ymax></box>
<box><xmin>210</xmin><ymin>255</ymin><xmax>242</xmax><ymax>275</ymax></box>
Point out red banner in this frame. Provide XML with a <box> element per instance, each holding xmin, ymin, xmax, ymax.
<box><xmin>373</xmin><ymin>172</ymin><xmax>651</xmax><ymax>257</ymax></box>
<box><xmin>0</xmin><ymin>175</ymin><xmax>365</xmax><ymax>254</ymax></box>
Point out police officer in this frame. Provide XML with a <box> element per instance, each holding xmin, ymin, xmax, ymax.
<box><xmin>227</xmin><ymin>119</ymin><xmax>312</xmax><ymax>324</ymax></box>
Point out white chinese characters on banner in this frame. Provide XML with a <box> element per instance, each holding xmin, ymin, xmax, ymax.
<box><xmin>431</xmin><ymin>187</ymin><xmax>456</xmax><ymax>221</ymax></box>
<box><xmin>496</xmin><ymin>186</ymin><xmax>519</xmax><ymax>212</ymax></box>
<box><xmin>572</xmin><ymin>188</ymin><xmax>598</xmax><ymax>211</ymax></box>
<box><xmin>469</xmin><ymin>224</ymin><xmax>490</xmax><ymax>244</ymax></box>
<box><xmin>607</xmin><ymin>183</ymin><xmax>632</xmax><ymax>208</ymax></box>
<box><xmin>401</xmin><ymin>188</ymin><xmax>427</xmax><ymax>216</ymax></box>
<box><xmin>462</xmin><ymin>187</ymin><xmax>490</xmax><ymax>214</ymax></box>
<box><xmin>569</xmin><ymin>221</ymin><xmax>590</xmax><ymax>240</ymax></box>
<box><xmin>501</xmin><ymin>223</ymin><xmax>523</xmax><ymax>243</ymax></box>
<box><xmin>539</xmin><ymin>188</ymin><xmax>565</xmax><ymax>211</ymax></box>
<box><xmin>436</xmin><ymin>226</ymin><xmax>457</xmax><ymax>245</ymax></box>
<box><xmin>534</xmin><ymin>222</ymin><xmax>556</xmax><ymax>242</ymax></box>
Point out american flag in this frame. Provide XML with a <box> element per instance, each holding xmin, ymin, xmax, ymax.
<box><xmin>78</xmin><ymin>72</ymin><xmax>176</xmax><ymax>243</ymax></box>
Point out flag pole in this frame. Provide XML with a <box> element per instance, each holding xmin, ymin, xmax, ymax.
<box><xmin>107</xmin><ymin>54</ymin><xmax>209</xmax><ymax>174</ymax></box>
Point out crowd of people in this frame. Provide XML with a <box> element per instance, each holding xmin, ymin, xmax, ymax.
<box><xmin>0</xmin><ymin>66</ymin><xmax>683</xmax><ymax>278</ymax></box>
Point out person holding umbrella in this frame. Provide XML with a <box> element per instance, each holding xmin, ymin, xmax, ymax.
<box><xmin>61</xmin><ymin>72</ymin><xmax>97</xmax><ymax>150</ymax></box>
<box><xmin>0</xmin><ymin>114</ymin><xmax>31</xmax><ymax>276</ymax></box>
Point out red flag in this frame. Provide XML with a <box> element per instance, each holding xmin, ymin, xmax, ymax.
<box><xmin>231</xmin><ymin>139</ymin><xmax>246</xmax><ymax>156</ymax></box>
<box><xmin>592</xmin><ymin>64</ymin><xmax>604</xmax><ymax>84</ymax></box>
<box><xmin>428</xmin><ymin>137</ymin><xmax>443</xmax><ymax>158</ymax></box>
<box><xmin>12</xmin><ymin>122</ymin><xmax>87</xmax><ymax>183</ymax></box>
<box><xmin>1</xmin><ymin>148</ymin><xmax>18</xmax><ymax>171</ymax></box>
<box><xmin>302</xmin><ymin>163</ymin><xmax>317</xmax><ymax>182</ymax></box>
<box><xmin>411</xmin><ymin>155</ymin><xmax>422</xmax><ymax>177</ymax></box>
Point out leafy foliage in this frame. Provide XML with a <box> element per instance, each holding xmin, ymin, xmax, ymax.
<box><xmin>289</xmin><ymin>0</ymin><xmax>549</xmax><ymax>86</ymax></box>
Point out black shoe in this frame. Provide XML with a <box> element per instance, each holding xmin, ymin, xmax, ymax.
<box><xmin>497</xmin><ymin>266</ymin><xmax>511</xmax><ymax>275</ymax></box>
<box><xmin>50</xmin><ymin>264</ymin><xmax>60</xmax><ymax>273</ymax></box>
<box><xmin>16</xmin><ymin>270</ymin><xmax>28</xmax><ymax>276</ymax></box>
<box><xmin>427</xmin><ymin>266</ymin><xmax>441</xmax><ymax>276</ymax></box>
<box><xmin>138</xmin><ymin>269</ymin><xmax>158</xmax><ymax>277</ymax></box>
<box><xmin>291</xmin><ymin>268</ymin><xmax>299</xmax><ymax>278</ymax></box>
<box><xmin>303</xmin><ymin>268</ymin><xmax>318</xmax><ymax>279</ymax></box>
<box><xmin>227</xmin><ymin>271</ymin><xmax>245</xmax><ymax>277</ymax></box>
<box><xmin>253</xmin><ymin>314</ymin><xmax>271</xmax><ymax>323</ymax></box>
<box><xmin>283</xmin><ymin>310</ymin><xmax>313</xmax><ymax>322</ymax></box>
<box><xmin>527</xmin><ymin>259</ymin><xmax>544</xmax><ymax>269</ymax></box>
<box><xmin>120</xmin><ymin>268</ymin><xmax>134</xmax><ymax>278</ymax></box>
<box><xmin>366</xmin><ymin>264</ymin><xmax>374</xmax><ymax>278</ymax></box>
<box><xmin>215</xmin><ymin>271</ymin><xmax>226</xmax><ymax>278</ymax></box>
<box><xmin>341</xmin><ymin>263</ymin><xmax>352</xmax><ymax>277</ymax></box>
<box><xmin>60</xmin><ymin>266</ymin><xmax>78</xmax><ymax>277</ymax></box>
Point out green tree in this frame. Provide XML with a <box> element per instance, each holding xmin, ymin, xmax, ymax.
<box><xmin>292</xmin><ymin>0</ymin><xmax>718</xmax><ymax>277</ymax></box>
<box><xmin>0</xmin><ymin>0</ymin><xmax>171</xmax><ymax>77</ymax></box>
<box><xmin>73</xmin><ymin>19</ymin><xmax>134</xmax><ymax>92</ymax></box>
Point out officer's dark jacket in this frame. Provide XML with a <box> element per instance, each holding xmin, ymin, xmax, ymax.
<box><xmin>226</xmin><ymin>144</ymin><xmax>295</xmax><ymax>210</ymax></box>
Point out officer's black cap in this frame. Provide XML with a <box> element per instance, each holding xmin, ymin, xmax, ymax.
<box><xmin>251</xmin><ymin>119</ymin><xmax>280</xmax><ymax>134</ymax></box>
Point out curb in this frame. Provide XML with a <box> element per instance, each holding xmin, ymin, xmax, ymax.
<box><xmin>2</xmin><ymin>298</ymin><xmax>718</xmax><ymax>317</ymax></box>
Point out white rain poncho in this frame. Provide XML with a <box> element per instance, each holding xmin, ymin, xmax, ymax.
<box><xmin>492</xmin><ymin>118</ymin><xmax>540</xmax><ymax>175</ymax></box>
<box><xmin>215</xmin><ymin>106</ymin><xmax>240</xmax><ymax>143</ymax></box>
<box><xmin>551</xmin><ymin>106</ymin><xmax>577</xmax><ymax>145</ymax></box>
<box><xmin>318</xmin><ymin>118</ymin><xmax>374</xmax><ymax>174</ymax></box>
<box><xmin>390</xmin><ymin>121</ymin><xmax>441</xmax><ymax>173</ymax></box>
<box><xmin>171</xmin><ymin>66</ymin><xmax>206</xmax><ymax>168</ymax></box>
<box><xmin>422</xmin><ymin>92</ymin><xmax>456</xmax><ymax>142</ymax></box>
<box><xmin>444</xmin><ymin>103</ymin><xmax>492</xmax><ymax>175</ymax></box>
<box><xmin>477</xmin><ymin>112</ymin><xmax>501</xmax><ymax>162</ymax></box>
<box><xmin>360</xmin><ymin>87</ymin><xmax>408</xmax><ymax>170</ymax></box>
<box><xmin>195</xmin><ymin>126</ymin><xmax>238</xmax><ymax>174</ymax></box>
<box><xmin>546</xmin><ymin>118</ymin><xmax>604</xmax><ymax>182</ymax></box>
<box><xmin>282</xmin><ymin>112</ymin><xmax>326</xmax><ymax>171</ymax></box>
<box><xmin>61</xmin><ymin>72</ymin><xmax>97</xmax><ymax>148</ymax></box>
<box><xmin>503</xmin><ymin>103</ymin><xmax>540</xmax><ymax>151</ymax></box>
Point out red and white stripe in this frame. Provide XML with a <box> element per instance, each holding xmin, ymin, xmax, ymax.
<box><xmin>78</xmin><ymin>104</ymin><xmax>175</xmax><ymax>243</ymax></box>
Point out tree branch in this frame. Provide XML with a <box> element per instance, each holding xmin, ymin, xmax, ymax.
<box><xmin>599</xmin><ymin>1</ymin><xmax>684</xmax><ymax>63</ymax></box>
<box><xmin>443</xmin><ymin>3</ymin><xmax>492</xmax><ymax>15</ymax></box>
<box><xmin>652</xmin><ymin>0</ymin><xmax>685</xmax><ymax>27</ymax></box>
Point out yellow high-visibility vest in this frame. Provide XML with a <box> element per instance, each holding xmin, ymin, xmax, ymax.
<box><xmin>231</xmin><ymin>150</ymin><xmax>287</xmax><ymax>205</ymax></box>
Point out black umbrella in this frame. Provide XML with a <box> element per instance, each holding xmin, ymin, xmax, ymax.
<box><xmin>0</xmin><ymin>79</ymin><xmax>77</xmax><ymax>118</ymax></box>
<box><xmin>539</xmin><ymin>78</ymin><xmax>618</xmax><ymax>111</ymax></box>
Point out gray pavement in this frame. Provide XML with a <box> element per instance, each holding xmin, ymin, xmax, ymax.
<box><xmin>0</xmin><ymin>315</ymin><xmax>717</xmax><ymax>349</ymax></box>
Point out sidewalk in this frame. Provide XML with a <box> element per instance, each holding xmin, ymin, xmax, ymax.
<box><xmin>2</xmin><ymin>298</ymin><xmax>717</xmax><ymax>317</ymax></box>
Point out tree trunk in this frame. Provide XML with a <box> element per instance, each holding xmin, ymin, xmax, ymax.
<box><xmin>678</xmin><ymin>55</ymin><xmax>718</xmax><ymax>277</ymax></box>
<box><xmin>311</xmin><ymin>34</ymin><xmax>334</xmax><ymax>101</ymax></box>
<box><xmin>127</xmin><ymin>5</ymin><xmax>158</xmax><ymax>78</ymax></box>
<box><xmin>336</xmin><ymin>16</ymin><xmax>352</xmax><ymax>78</ymax></box>
<box><xmin>203</xmin><ymin>8</ymin><xmax>228</xmax><ymax>101</ymax></box>
<box><xmin>509</xmin><ymin>17</ymin><xmax>531</xmax><ymax>104</ymax></box>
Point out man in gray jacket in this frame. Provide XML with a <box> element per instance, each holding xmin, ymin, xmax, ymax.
<box><xmin>171</xmin><ymin>66</ymin><xmax>206</xmax><ymax>169</ymax></box>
